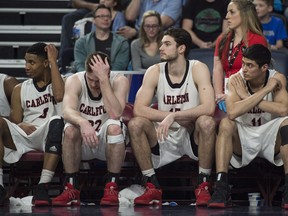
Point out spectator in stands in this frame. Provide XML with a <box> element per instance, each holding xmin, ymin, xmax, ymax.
<box><xmin>128</xmin><ymin>28</ymin><xmax>216</xmax><ymax>206</ymax></box>
<box><xmin>129</xmin><ymin>10</ymin><xmax>163</xmax><ymax>103</ymax></box>
<box><xmin>0</xmin><ymin>43</ymin><xmax>65</xmax><ymax>206</ymax></box>
<box><xmin>59</xmin><ymin>0</ymin><xmax>99</xmax><ymax>72</ymax></box>
<box><xmin>208</xmin><ymin>44</ymin><xmax>288</xmax><ymax>208</ymax></box>
<box><xmin>99</xmin><ymin>0</ymin><xmax>127</xmax><ymax>32</ymax></box>
<box><xmin>182</xmin><ymin>0</ymin><xmax>229</xmax><ymax>49</ymax></box>
<box><xmin>52</xmin><ymin>51</ymin><xmax>129</xmax><ymax>206</ymax></box>
<box><xmin>213</xmin><ymin>0</ymin><xmax>267</xmax><ymax>113</ymax></box>
<box><xmin>131</xmin><ymin>10</ymin><xmax>163</xmax><ymax>71</ymax></box>
<box><xmin>254</xmin><ymin>0</ymin><xmax>288</xmax><ymax>50</ymax></box>
<box><xmin>74</xmin><ymin>4</ymin><xmax>130</xmax><ymax>72</ymax></box>
<box><xmin>60</xmin><ymin>0</ymin><xmax>128</xmax><ymax>74</ymax></box>
<box><xmin>0</xmin><ymin>74</ymin><xmax>19</xmax><ymax>118</ymax></box>
<box><xmin>117</xmin><ymin>0</ymin><xmax>183</xmax><ymax>40</ymax></box>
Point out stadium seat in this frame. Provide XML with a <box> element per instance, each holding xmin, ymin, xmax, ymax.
<box><xmin>271</xmin><ymin>49</ymin><xmax>288</xmax><ymax>79</ymax></box>
<box><xmin>188</xmin><ymin>48</ymin><xmax>214</xmax><ymax>76</ymax></box>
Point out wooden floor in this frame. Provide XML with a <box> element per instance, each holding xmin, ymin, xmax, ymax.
<box><xmin>3</xmin><ymin>204</ymin><xmax>288</xmax><ymax>215</ymax></box>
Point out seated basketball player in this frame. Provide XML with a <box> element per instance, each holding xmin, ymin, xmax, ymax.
<box><xmin>208</xmin><ymin>44</ymin><xmax>288</xmax><ymax>208</ymax></box>
<box><xmin>0</xmin><ymin>42</ymin><xmax>65</xmax><ymax>206</ymax></box>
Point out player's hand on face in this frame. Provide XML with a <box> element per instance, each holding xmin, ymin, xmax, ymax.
<box><xmin>80</xmin><ymin>121</ymin><xmax>99</xmax><ymax>148</ymax></box>
<box><xmin>157</xmin><ymin>113</ymin><xmax>175</xmax><ymax>142</ymax></box>
<box><xmin>89</xmin><ymin>54</ymin><xmax>110</xmax><ymax>81</ymax></box>
<box><xmin>18</xmin><ymin>122</ymin><xmax>37</xmax><ymax>135</ymax></box>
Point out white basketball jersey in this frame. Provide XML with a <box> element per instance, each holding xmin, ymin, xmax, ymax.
<box><xmin>76</xmin><ymin>71</ymin><xmax>119</xmax><ymax>132</ymax></box>
<box><xmin>0</xmin><ymin>74</ymin><xmax>11</xmax><ymax>117</ymax></box>
<box><xmin>21</xmin><ymin>79</ymin><xmax>63</xmax><ymax>127</ymax></box>
<box><xmin>156</xmin><ymin>60</ymin><xmax>200</xmax><ymax>112</ymax></box>
<box><xmin>236</xmin><ymin>69</ymin><xmax>276</xmax><ymax>126</ymax></box>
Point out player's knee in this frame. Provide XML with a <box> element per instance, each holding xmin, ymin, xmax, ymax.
<box><xmin>107</xmin><ymin>134</ymin><xmax>125</xmax><ymax>145</ymax></box>
<box><xmin>45</xmin><ymin>118</ymin><xmax>64</xmax><ymax>155</ymax></box>
<box><xmin>196</xmin><ymin>115</ymin><xmax>216</xmax><ymax>133</ymax></box>
<box><xmin>64</xmin><ymin>125</ymin><xmax>80</xmax><ymax>140</ymax></box>
<box><xmin>280</xmin><ymin>125</ymin><xmax>288</xmax><ymax>146</ymax></box>
<box><xmin>107</xmin><ymin>124</ymin><xmax>124</xmax><ymax>145</ymax></box>
<box><xmin>107</xmin><ymin>124</ymin><xmax>122</xmax><ymax>135</ymax></box>
<box><xmin>128</xmin><ymin>117</ymin><xmax>146</xmax><ymax>134</ymax></box>
<box><xmin>218</xmin><ymin>117</ymin><xmax>235</xmax><ymax>134</ymax></box>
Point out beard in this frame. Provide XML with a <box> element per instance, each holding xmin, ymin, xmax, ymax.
<box><xmin>160</xmin><ymin>53</ymin><xmax>178</xmax><ymax>62</ymax></box>
<box><xmin>160</xmin><ymin>57</ymin><xmax>167</xmax><ymax>62</ymax></box>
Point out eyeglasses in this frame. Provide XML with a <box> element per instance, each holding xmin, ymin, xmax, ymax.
<box><xmin>94</xmin><ymin>15</ymin><xmax>112</xmax><ymax>20</ymax></box>
<box><xmin>143</xmin><ymin>24</ymin><xmax>159</xmax><ymax>29</ymax></box>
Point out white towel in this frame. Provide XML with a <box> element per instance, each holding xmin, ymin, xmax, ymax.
<box><xmin>118</xmin><ymin>184</ymin><xmax>145</xmax><ymax>206</ymax></box>
<box><xmin>9</xmin><ymin>196</ymin><xmax>33</xmax><ymax>213</ymax></box>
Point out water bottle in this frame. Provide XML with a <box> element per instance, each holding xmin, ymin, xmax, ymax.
<box><xmin>72</xmin><ymin>26</ymin><xmax>81</xmax><ymax>42</ymax></box>
<box><xmin>71</xmin><ymin>17</ymin><xmax>93</xmax><ymax>44</ymax></box>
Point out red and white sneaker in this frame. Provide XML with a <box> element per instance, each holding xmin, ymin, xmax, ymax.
<box><xmin>100</xmin><ymin>182</ymin><xmax>119</xmax><ymax>206</ymax></box>
<box><xmin>52</xmin><ymin>183</ymin><xmax>80</xmax><ymax>206</ymax></box>
<box><xmin>195</xmin><ymin>182</ymin><xmax>211</xmax><ymax>206</ymax></box>
<box><xmin>134</xmin><ymin>183</ymin><xmax>162</xmax><ymax>205</ymax></box>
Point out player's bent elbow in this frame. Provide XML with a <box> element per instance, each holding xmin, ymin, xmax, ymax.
<box><xmin>208</xmin><ymin>106</ymin><xmax>216</xmax><ymax>117</ymax></box>
<box><xmin>227</xmin><ymin>112</ymin><xmax>237</xmax><ymax>121</ymax></box>
<box><xmin>279</xmin><ymin>107</ymin><xmax>288</xmax><ymax>117</ymax></box>
<box><xmin>205</xmin><ymin>103</ymin><xmax>216</xmax><ymax>117</ymax></box>
<box><xmin>54</xmin><ymin>95</ymin><xmax>64</xmax><ymax>103</ymax></box>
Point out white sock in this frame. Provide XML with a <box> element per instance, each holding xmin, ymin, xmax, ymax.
<box><xmin>39</xmin><ymin>169</ymin><xmax>54</xmax><ymax>184</ymax></box>
<box><xmin>142</xmin><ymin>168</ymin><xmax>155</xmax><ymax>177</ymax></box>
<box><xmin>199</xmin><ymin>167</ymin><xmax>212</xmax><ymax>182</ymax></box>
<box><xmin>199</xmin><ymin>167</ymin><xmax>212</xmax><ymax>175</ymax></box>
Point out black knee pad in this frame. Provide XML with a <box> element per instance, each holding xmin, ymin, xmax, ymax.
<box><xmin>280</xmin><ymin>125</ymin><xmax>288</xmax><ymax>146</ymax></box>
<box><xmin>45</xmin><ymin>118</ymin><xmax>64</xmax><ymax>155</ymax></box>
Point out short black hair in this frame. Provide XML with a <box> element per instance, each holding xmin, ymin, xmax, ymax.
<box><xmin>26</xmin><ymin>42</ymin><xmax>48</xmax><ymax>59</ymax></box>
<box><xmin>164</xmin><ymin>28</ymin><xmax>192</xmax><ymax>58</ymax></box>
<box><xmin>242</xmin><ymin>44</ymin><xmax>271</xmax><ymax>67</ymax></box>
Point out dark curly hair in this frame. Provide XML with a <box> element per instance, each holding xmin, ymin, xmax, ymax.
<box><xmin>26</xmin><ymin>42</ymin><xmax>48</xmax><ymax>60</ymax></box>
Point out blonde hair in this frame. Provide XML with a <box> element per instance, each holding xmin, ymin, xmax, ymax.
<box><xmin>139</xmin><ymin>10</ymin><xmax>164</xmax><ymax>48</ymax></box>
<box><xmin>218</xmin><ymin>0</ymin><xmax>263</xmax><ymax>59</ymax></box>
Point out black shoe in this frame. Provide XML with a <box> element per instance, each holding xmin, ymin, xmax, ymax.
<box><xmin>208</xmin><ymin>181</ymin><xmax>232</xmax><ymax>208</ymax></box>
<box><xmin>32</xmin><ymin>183</ymin><xmax>51</xmax><ymax>206</ymax></box>
<box><xmin>0</xmin><ymin>185</ymin><xmax>8</xmax><ymax>206</ymax></box>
